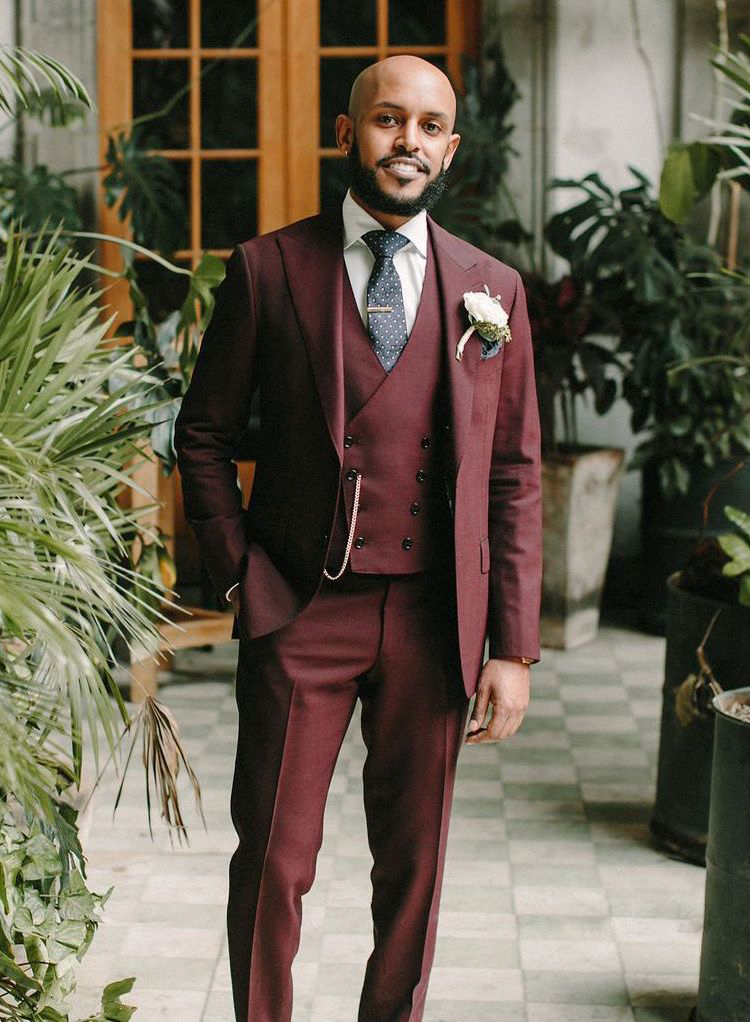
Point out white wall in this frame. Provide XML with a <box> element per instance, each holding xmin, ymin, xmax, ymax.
<box><xmin>0</xmin><ymin>1</ymin><xmax>15</xmax><ymax>161</ymax></box>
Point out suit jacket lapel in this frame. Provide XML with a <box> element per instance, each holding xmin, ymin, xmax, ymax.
<box><xmin>278</xmin><ymin>208</ymin><xmax>346</xmax><ymax>466</ymax></box>
<box><xmin>427</xmin><ymin>214</ymin><xmax>486</xmax><ymax>476</ymax></box>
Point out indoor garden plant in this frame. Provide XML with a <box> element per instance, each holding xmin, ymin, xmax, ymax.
<box><xmin>0</xmin><ymin>46</ymin><xmax>207</xmax><ymax>1020</ymax></box>
<box><xmin>545</xmin><ymin>167</ymin><xmax>750</xmax><ymax>632</ymax></box>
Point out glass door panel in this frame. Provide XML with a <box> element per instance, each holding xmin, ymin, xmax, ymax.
<box><xmin>201</xmin><ymin>160</ymin><xmax>258</xmax><ymax>248</ymax></box>
<box><xmin>320</xmin><ymin>0</ymin><xmax>377</xmax><ymax>46</ymax></box>
<box><xmin>200</xmin><ymin>59</ymin><xmax>258</xmax><ymax>149</ymax></box>
<box><xmin>132</xmin><ymin>0</ymin><xmax>188</xmax><ymax>48</ymax></box>
<box><xmin>200</xmin><ymin>0</ymin><xmax>258</xmax><ymax>48</ymax></box>
<box><xmin>389</xmin><ymin>0</ymin><xmax>447</xmax><ymax>45</ymax></box>
<box><xmin>132</xmin><ymin>58</ymin><xmax>190</xmax><ymax>149</ymax></box>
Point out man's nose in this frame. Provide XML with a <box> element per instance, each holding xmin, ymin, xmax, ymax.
<box><xmin>395</xmin><ymin>119</ymin><xmax>421</xmax><ymax>153</ymax></box>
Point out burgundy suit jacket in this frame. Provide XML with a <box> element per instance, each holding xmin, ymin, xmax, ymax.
<box><xmin>173</xmin><ymin>205</ymin><xmax>543</xmax><ymax>698</ymax></box>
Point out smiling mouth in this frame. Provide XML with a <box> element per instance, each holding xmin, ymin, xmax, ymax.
<box><xmin>382</xmin><ymin>160</ymin><xmax>426</xmax><ymax>179</ymax></box>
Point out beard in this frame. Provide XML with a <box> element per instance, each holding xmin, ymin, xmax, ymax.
<box><xmin>346</xmin><ymin>136</ymin><xmax>451</xmax><ymax>216</ymax></box>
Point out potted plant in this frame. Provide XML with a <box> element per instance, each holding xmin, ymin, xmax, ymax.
<box><xmin>545</xmin><ymin>169</ymin><xmax>750</xmax><ymax>632</ymax></box>
<box><xmin>651</xmin><ymin>475</ymin><xmax>750</xmax><ymax>864</ymax></box>
<box><xmin>520</xmin><ymin>269</ymin><xmax>627</xmax><ymax>648</ymax></box>
<box><xmin>0</xmin><ymin>47</ymin><xmax>208</xmax><ymax>1018</ymax></box>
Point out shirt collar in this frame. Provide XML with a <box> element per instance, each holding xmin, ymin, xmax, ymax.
<box><xmin>342</xmin><ymin>187</ymin><xmax>428</xmax><ymax>258</ymax></box>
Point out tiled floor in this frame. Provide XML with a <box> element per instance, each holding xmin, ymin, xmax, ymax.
<box><xmin>70</xmin><ymin>617</ymin><xmax>702</xmax><ymax>1022</ymax></box>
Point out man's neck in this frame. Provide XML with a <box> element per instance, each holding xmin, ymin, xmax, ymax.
<box><xmin>349</xmin><ymin>189</ymin><xmax>418</xmax><ymax>231</ymax></box>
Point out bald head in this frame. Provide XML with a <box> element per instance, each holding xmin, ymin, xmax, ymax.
<box><xmin>348</xmin><ymin>55</ymin><xmax>457</xmax><ymax>131</ymax></box>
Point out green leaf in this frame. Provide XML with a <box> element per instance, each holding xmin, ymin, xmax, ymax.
<box><xmin>718</xmin><ymin>532</ymin><xmax>750</xmax><ymax>573</ymax></box>
<box><xmin>21</xmin><ymin>832</ymin><xmax>62</xmax><ymax>882</ymax></box>
<box><xmin>659</xmin><ymin>142</ymin><xmax>697</xmax><ymax>223</ymax></box>
<box><xmin>98</xmin><ymin>976</ymin><xmax>138</xmax><ymax>1022</ymax></box>
<box><xmin>0</xmin><ymin>44</ymin><xmax>92</xmax><ymax>117</ymax></box>
<box><xmin>724</xmin><ymin>503</ymin><xmax>750</xmax><ymax>540</ymax></box>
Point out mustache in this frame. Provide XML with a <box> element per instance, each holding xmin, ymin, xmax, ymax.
<box><xmin>378</xmin><ymin>154</ymin><xmax>429</xmax><ymax>173</ymax></box>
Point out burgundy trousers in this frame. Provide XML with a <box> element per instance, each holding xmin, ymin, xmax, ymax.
<box><xmin>227</xmin><ymin>558</ymin><xmax>470</xmax><ymax>1022</ymax></box>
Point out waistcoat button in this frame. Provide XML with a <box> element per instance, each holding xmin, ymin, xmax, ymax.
<box><xmin>421</xmin><ymin>435</ymin><xmax>430</xmax><ymax>447</ymax></box>
<box><xmin>402</xmin><ymin>537</ymin><xmax>413</xmax><ymax>550</ymax></box>
<box><xmin>344</xmin><ymin>435</ymin><xmax>355</xmax><ymax>447</ymax></box>
<box><xmin>416</xmin><ymin>469</ymin><xmax>426</xmax><ymax>482</ymax></box>
<box><xmin>346</xmin><ymin>468</ymin><xmax>357</xmax><ymax>481</ymax></box>
<box><xmin>354</xmin><ymin>536</ymin><xmax>365</xmax><ymax>548</ymax></box>
<box><xmin>410</xmin><ymin>502</ymin><xmax>420</xmax><ymax>515</ymax></box>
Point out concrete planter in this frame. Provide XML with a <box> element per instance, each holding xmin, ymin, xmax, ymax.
<box><xmin>541</xmin><ymin>445</ymin><xmax>625</xmax><ymax>649</ymax></box>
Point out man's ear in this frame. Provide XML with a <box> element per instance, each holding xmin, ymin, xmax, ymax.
<box><xmin>442</xmin><ymin>132</ymin><xmax>461</xmax><ymax>170</ymax></box>
<box><xmin>335</xmin><ymin>114</ymin><xmax>354</xmax><ymax>155</ymax></box>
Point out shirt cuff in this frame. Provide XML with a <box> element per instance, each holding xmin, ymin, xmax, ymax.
<box><xmin>224</xmin><ymin>581</ymin><xmax>239</xmax><ymax>602</ymax></box>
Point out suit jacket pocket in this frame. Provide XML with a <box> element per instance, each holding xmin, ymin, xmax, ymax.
<box><xmin>480</xmin><ymin>534</ymin><xmax>490</xmax><ymax>574</ymax></box>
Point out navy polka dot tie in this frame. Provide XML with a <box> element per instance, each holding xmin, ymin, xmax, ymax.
<box><xmin>362</xmin><ymin>229</ymin><xmax>410</xmax><ymax>372</ymax></box>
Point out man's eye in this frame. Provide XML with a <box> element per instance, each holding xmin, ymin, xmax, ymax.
<box><xmin>424</xmin><ymin>122</ymin><xmax>441</xmax><ymax>133</ymax></box>
<box><xmin>378</xmin><ymin>114</ymin><xmax>397</xmax><ymax>125</ymax></box>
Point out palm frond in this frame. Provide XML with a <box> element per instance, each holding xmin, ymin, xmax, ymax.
<box><xmin>0</xmin><ymin>223</ymin><xmax>174</xmax><ymax>801</ymax></box>
<box><xmin>0</xmin><ymin>45</ymin><xmax>92</xmax><ymax>118</ymax></box>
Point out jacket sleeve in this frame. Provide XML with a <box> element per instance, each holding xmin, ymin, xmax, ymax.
<box><xmin>173</xmin><ymin>243</ymin><xmax>258</xmax><ymax>602</ymax></box>
<box><xmin>486</xmin><ymin>268</ymin><xmax>543</xmax><ymax>664</ymax></box>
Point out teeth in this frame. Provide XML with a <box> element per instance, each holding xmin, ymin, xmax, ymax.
<box><xmin>387</xmin><ymin>163</ymin><xmax>421</xmax><ymax>175</ymax></box>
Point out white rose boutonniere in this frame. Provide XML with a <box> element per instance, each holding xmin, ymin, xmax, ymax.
<box><xmin>456</xmin><ymin>285</ymin><xmax>511</xmax><ymax>361</ymax></box>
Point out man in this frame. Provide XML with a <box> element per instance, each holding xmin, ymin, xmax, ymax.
<box><xmin>174</xmin><ymin>54</ymin><xmax>542</xmax><ymax>1022</ymax></box>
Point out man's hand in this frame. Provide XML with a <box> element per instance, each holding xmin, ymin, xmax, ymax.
<box><xmin>464</xmin><ymin>658</ymin><xmax>530</xmax><ymax>743</ymax></box>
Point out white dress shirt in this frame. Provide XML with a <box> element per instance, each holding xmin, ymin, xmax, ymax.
<box><xmin>342</xmin><ymin>187</ymin><xmax>428</xmax><ymax>335</ymax></box>
<box><xmin>225</xmin><ymin>190</ymin><xmax>428</xmax><ymax>604</ymax></box>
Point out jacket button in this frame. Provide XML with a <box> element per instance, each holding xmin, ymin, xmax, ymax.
<box><xmin>421</xmin><ymin>435</ymin><xmax>430</xmax><ymax>447</ymax></box>
<box><xmin>344</xmin><ymin>435</ymin><xmax>356</xmax><ymax>448</ymax></box>
<box><xmin>416</xmin><ymin>468</ymin><xmax>426</xmax><ymax>482</ymax></box>
<box><xmin>346</xmin><ymin>468</ymin><xmax>358</xmax><ymax>481</ymax></box>
<box><xmin>321</xmin><ymin>532</ymin><xmax>329</xmax><ymax>546</ymax></box>
<box><xmin>354</xmin><ymin>536</ymin><xmax>365</xmax><ymax>548</ymax></box>
<box><xmin>402</xmin><ymin>537</ymin><xmax>413</xmax><ymax>550</ymax></box>
<box><xmin>410</xmin><ymin>502</ymin><xmax>420</xmax><ymax>515</ymax></box>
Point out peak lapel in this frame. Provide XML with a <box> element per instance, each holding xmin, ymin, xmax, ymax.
<box><xmin>428</xmin><ymin>215</ymin><xmax>486</xmax><ymax>475</ymax></box>
<box><xmin>278</xmin><ymin>209</ymin><xmax>345</xmax><ymax>467</ymax></box>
